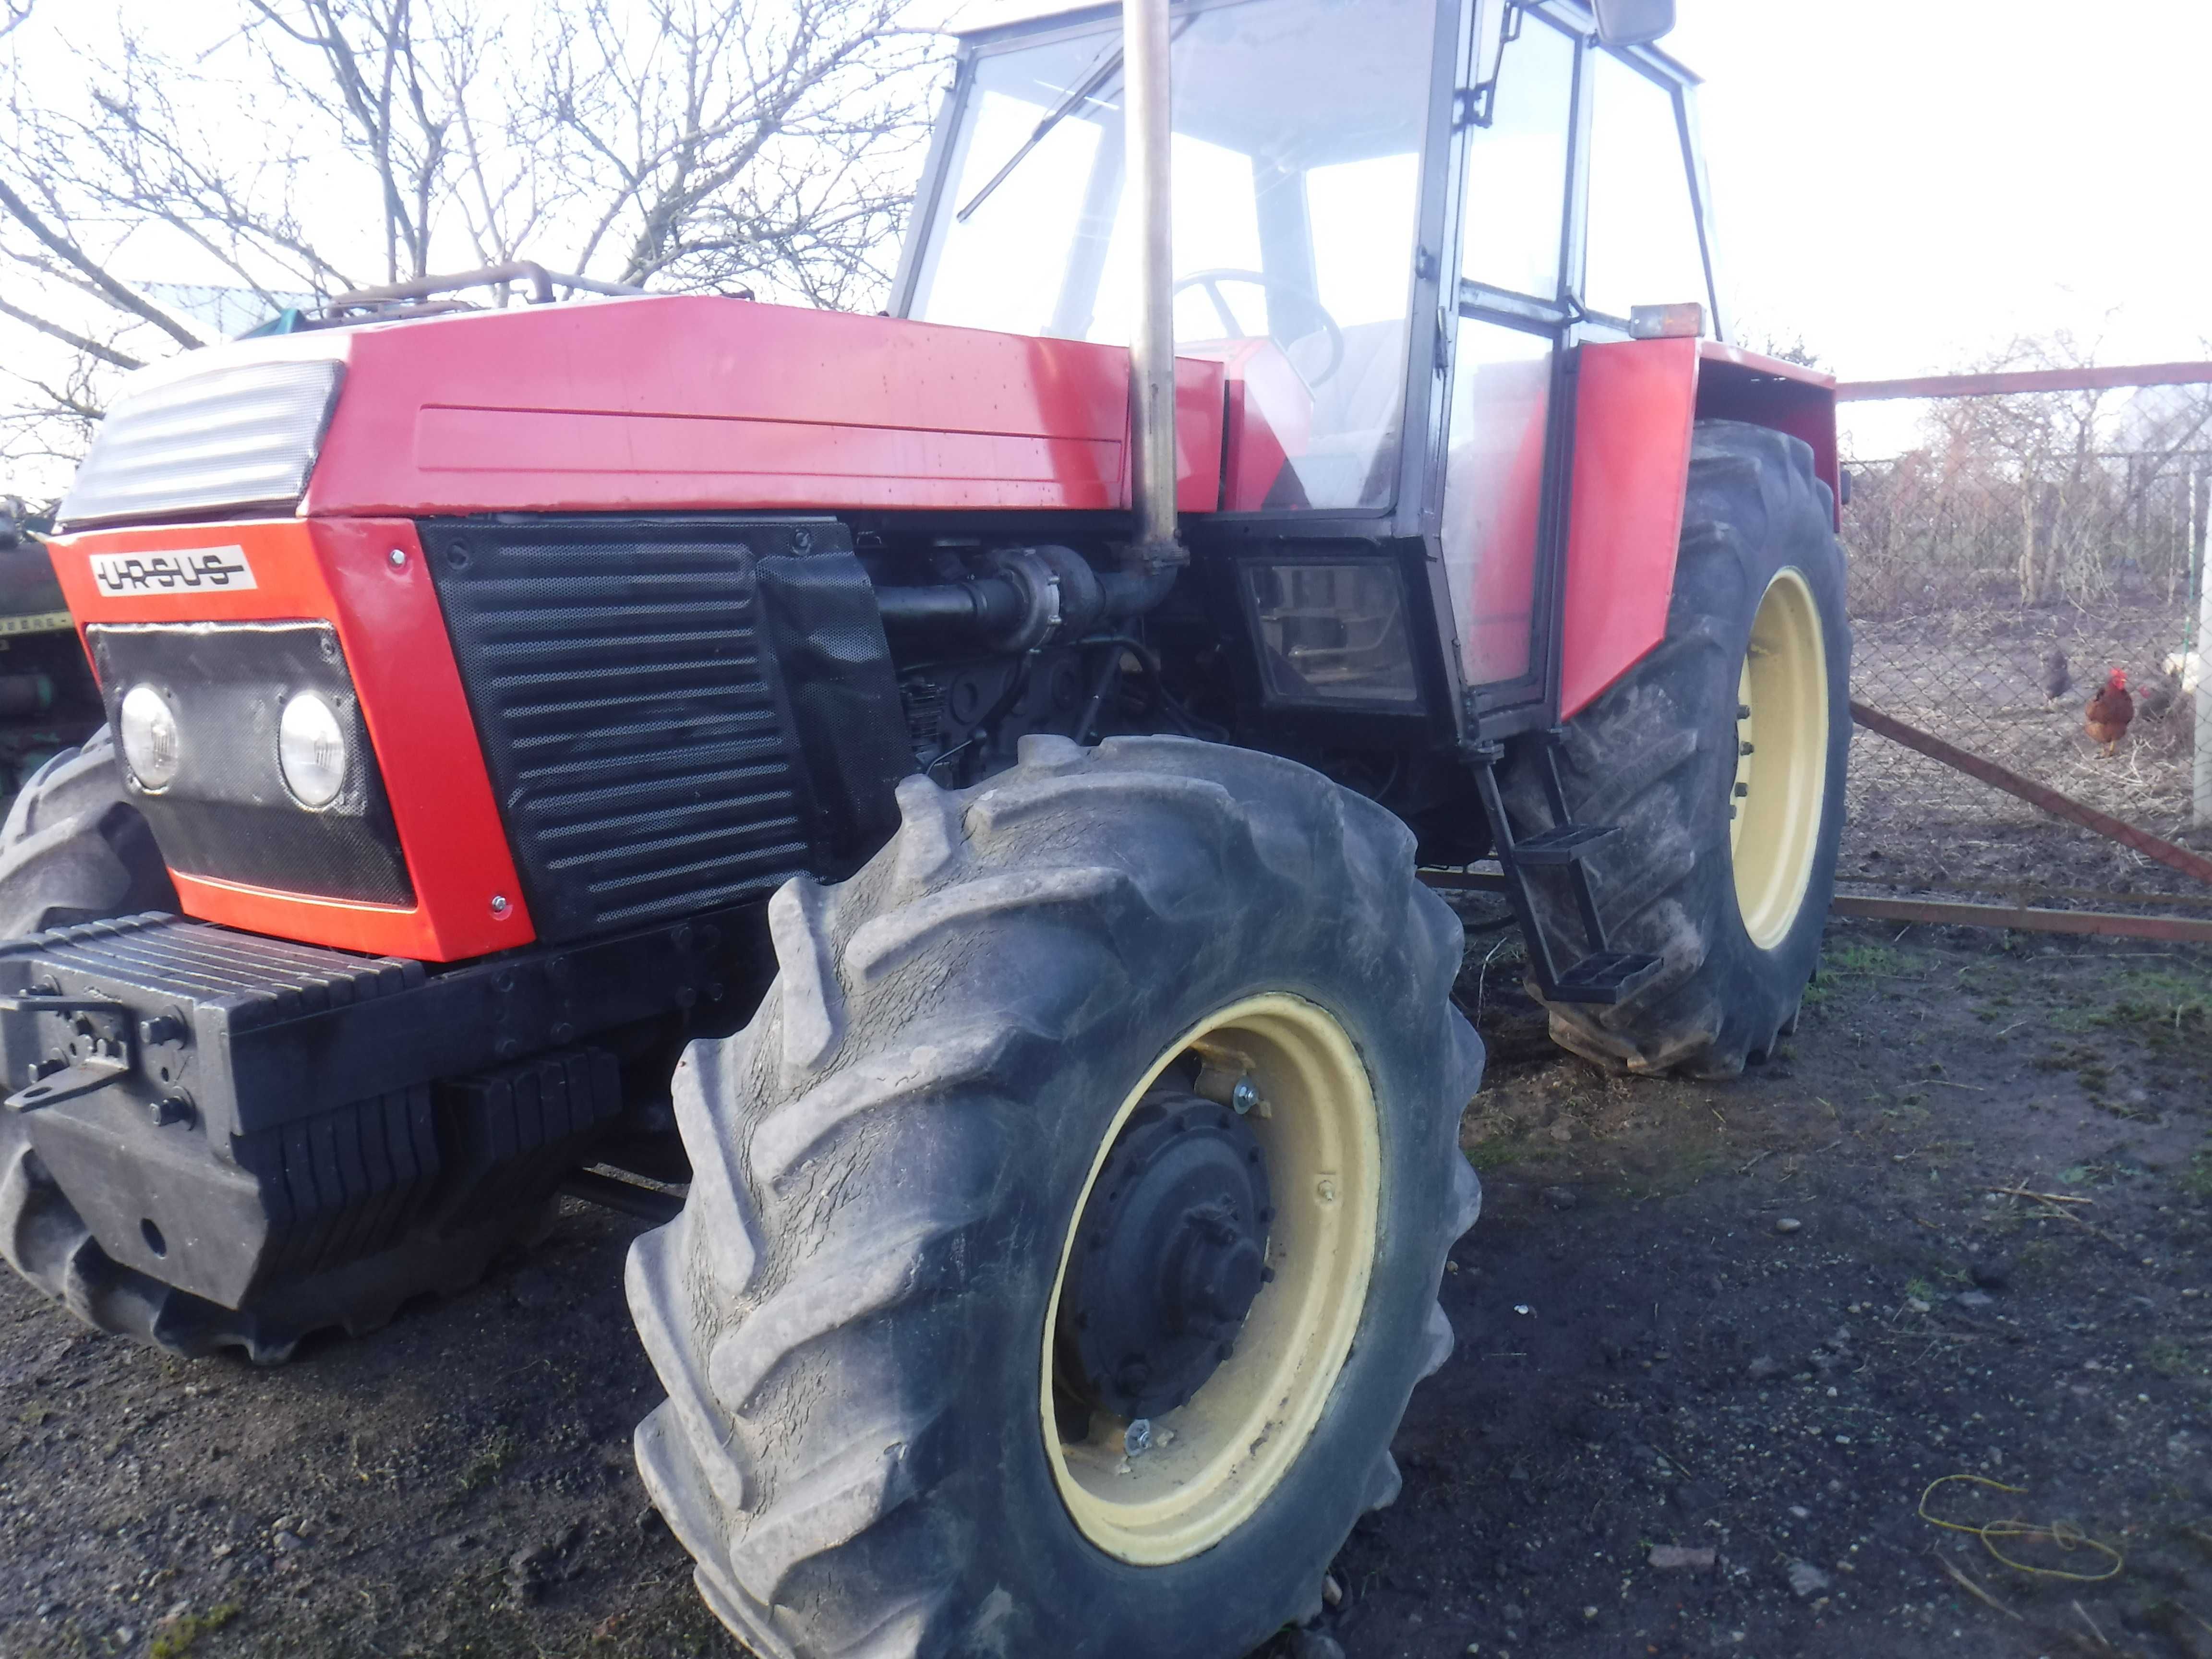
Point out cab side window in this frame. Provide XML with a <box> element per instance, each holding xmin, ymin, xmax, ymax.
<box><xmin>1460</xmin><ymin>11</ymin><xmax>1577</xmax><ymax>301</ymax></box>
<box><xmin>1582</xmin><ymin>50</ymin><xmax>1709</xmax><ymax>321</ymax></box>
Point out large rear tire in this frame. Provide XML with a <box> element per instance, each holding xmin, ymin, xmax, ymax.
<box><xmin>0</xmin><ymin>730</ymin><xmax>552</xmax><ymax>1362</ymax></box>
<box><xmin>1504</xmin><ymin>420</ymin><xmax>1850</xmax><ymax>1077</ymax></box>
<box><xmin>628</xmin><ymin>734</ymin><xmax>1483</xmax><ymax>1659</ymax></box>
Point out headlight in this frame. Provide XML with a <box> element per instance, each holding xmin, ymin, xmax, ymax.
<box><xmin>58</xmin><ymin>358</ymin><xmax>344</xmax><ymax>529</ymax></box>
<box><xmin>278</xmin><ymin>691</ymin><xmax>348</xmax><ymax>807</ymax></box>
<box><xmin>118</xmin><ymin>684</ymin><xmax>183</xmax><ymax>791</ymax></box>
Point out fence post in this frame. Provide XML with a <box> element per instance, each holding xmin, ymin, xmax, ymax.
<box><xmin>2197</xmin><ymin>467</ymin><xmax>2212</xmax><ymax>820</ymax></box>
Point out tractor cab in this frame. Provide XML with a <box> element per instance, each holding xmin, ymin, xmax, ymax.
<box><xmin>898</xmin><ymin>0</ymin><xmax>1729</xmax><ymax>724</ymax></box>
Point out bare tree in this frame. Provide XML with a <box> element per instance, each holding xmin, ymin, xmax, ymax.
<box><xmin>0</xmin><ymin>0</ymin><xmax>941</xmax><ymax>490</ymax></box>
<box><xmin>1841</xmin><ymin>333</ymin><xmax>2212</xmax><ymax>617</ymax></box>
<box><xmin>544</xmin><ymin>0</ymin><xmax>931</xmax><ymax>307</ymax></box>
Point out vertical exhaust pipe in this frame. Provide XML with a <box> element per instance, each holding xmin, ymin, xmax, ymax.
<box><xmin>1124</xmin><ymin>0</ymin><xmax>1186</xmax><ymax>571</ymax></box>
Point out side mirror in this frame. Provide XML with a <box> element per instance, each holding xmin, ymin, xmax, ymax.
<box><xmin>1591</xmin><ymin>0</ymin><xmax>1676</xmax><ymax>47</ymax></box>
<box><xmin>0</xmin><ymin>496</ymin><xmax>24</xmax><ymax>553</ymax></box>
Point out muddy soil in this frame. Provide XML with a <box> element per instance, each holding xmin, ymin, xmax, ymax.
<box><xmin>7</xmin><ymin>914</ymin><xmax>2212</xmax><ymax>1659</ymax></box>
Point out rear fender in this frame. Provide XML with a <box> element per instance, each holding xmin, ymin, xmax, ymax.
<box><xmin>1559</xmin><ymin>337</ymin><xmax>1837</xmax><ymax>720</ymax></box>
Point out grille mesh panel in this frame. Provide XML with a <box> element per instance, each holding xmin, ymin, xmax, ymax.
<box><xmin>59</xmin><ymin>358</ymin><xmax>343</xmax><ymax>528</ymax></box>
<box><xmin>420</xmin><ymin>519</ymin><xmax>822</xmax><ymax>942</ymax></box>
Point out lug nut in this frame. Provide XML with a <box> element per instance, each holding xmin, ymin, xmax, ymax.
<box><xmin>149</xmin><ymin>1096</ymin><xmax>194</xmax><ymax>1128</ymax></box>
<box><xmin>1124</xmin><ymin>1419</ymin><xmax>1153</xmax><ymax>1456</ymax></box>
<box><xmin>1230</xmin><ymin>1077</ymin><xmax>1260</xmax><ymax>1116</ymax></box>
<box><xmin>490</xmin><ymin>894</ymin><xmax>510</xmax><ymax>916</ymax></box>
<box><xmin>387</xmin><ymin>548</ymin><xmax>408</xmax><ymax>570</ymax></box>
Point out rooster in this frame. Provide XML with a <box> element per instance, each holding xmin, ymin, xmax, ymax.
<box><xmin>2084</xmin><ymin>667</ymin><xmax>2134</xmax><ymax>756</ymax></box>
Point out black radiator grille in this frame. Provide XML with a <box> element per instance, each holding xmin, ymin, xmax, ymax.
<box><xmin>419</xmin><ymin>518</ymin><xmax>832</xmax><ymax>942</ymax></box>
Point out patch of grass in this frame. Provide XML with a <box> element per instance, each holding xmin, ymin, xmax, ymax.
<box><xmin>1905</xmin><ymin>1277</ymin><xmax>1938</xmax><ymax>1304</ymax></box>
<box><xmin>149</xmin><ymin>1603</ymin><xmax>241</xmax><ymax>1659</ymax></box>
<box><xmin>2086</xmin><ymin>968</ymin><xmax>2212</xmax><ymax>1059</ymax></box>
<box><xmin>2181</xmin><ymin>1150</ymin><xmax>2212</xmax><ymax>1199</ymax></box>
<box><xmin>2146</xmin><ymin>1339</ymin><xmax>2203</xmax><ymax>1379</ymax></box>
<box><xmin>1462</xmin><ymin>1134</ymin><xmax>1557</xmax><ymax>1172</ymax></box>
<box><xmin>1803</xmin><ymin>938</ymin><xmax>1921</xmax><ymax>1007</ymax></box>
<box><xmin>1824</xmin><ymin>939</ymin><xmax>1919</xmax><ymax>979</ymax></box>
<box><xmin>458</xmin><ymin>1429</ymin><xmax>519</xmax><ymax>1491</ymax></box>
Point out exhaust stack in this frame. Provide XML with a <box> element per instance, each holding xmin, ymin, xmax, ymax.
<box><xmin>1124</xmin><ymin>0</ymin><xmax>1185</xmax><ymax>570</ymax></box>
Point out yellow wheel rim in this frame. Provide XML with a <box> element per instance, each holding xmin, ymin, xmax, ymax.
<box><xmin>1041</xmin><ymin>993</ymin><xmax>1381</xmax><ymax>1565</ymax></box>
<box><xmin>1730</xmin><ymin>567</ymin><xmax>1830</xmax><ymax>950</ymax></box>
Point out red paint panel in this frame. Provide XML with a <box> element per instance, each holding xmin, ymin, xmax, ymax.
<box><xmin>1176</xmin><ymin>355</ymin><xmax>1225</xmax><ymax>514</ymax></box>
<box><xmin>46</xmin><ymin>517</ymin><xmax>529</xmax><ymax>962</ymax></box>
<box><xmin>1559</xmin><ymin>337</ymin><xmax>1699</xmax><ymax>720</ymax></box>
<box><xmin>1696</xmin><ymin>341</ymin><xmax>1840</xmax><ymax>529</ymax></box>
<box><xmin>1180</xmin><ymin>339</ymin><xmax>1307</xmax><ymax>512</ymax></box>
<box><xmin>304</xmin><ymin>298</ymin><xmax>1223</xmax><ymax>518</ymax></box>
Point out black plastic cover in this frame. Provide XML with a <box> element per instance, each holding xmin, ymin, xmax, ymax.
<box><xmin>418</xmin><ymin>515</ymin><xmax>910</xmax><ymax>943</ymax></box>
<box><xmin>755</xmin><ymin>550</ymin><xmax>911</xmax><ymax>867</ymax></box>
<box><xmin>85</xmin><ymin>620</ymin><xmax>413</xmax><ymax>905</ymax></box>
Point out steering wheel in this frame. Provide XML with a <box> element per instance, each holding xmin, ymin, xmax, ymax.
<box><xmin>1170</xmin><ymin>268</ymin><xmax>1346</xmax><ymax>387</ymax></box>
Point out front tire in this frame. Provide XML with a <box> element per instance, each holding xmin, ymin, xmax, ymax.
<box><xmin>0</xmin><ymin>727</ymin><xmax>176</xmax><ymax>936</ymax></box>
<box><xmin>1504</xmin><ymin>420</ymin><xmax>1850</xmax><ymax>1077</ymax></box>
<box><xmin>628</xmin><ymin>734</ymin><xmax>1483</xmax><ymax>1659</ymax></box>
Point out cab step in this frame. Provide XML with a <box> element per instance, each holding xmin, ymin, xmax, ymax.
<box><xmin>1548</xmin><ymin>950</ymin><xmax>1665</xmax><ymax>1004</ymax></box>
<box><xmin>1510</xmin><ymin>823</ymin><xmax>1621</xmax><ymax>866</ymax></box>
<box><xmin>1467</xmin><ymin>738</ymin><xmax>1660</xmax><ymax>1008</ymax></box>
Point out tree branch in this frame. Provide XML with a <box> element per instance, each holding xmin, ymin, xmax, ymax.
<box><xmin>0</xmin><ymin>291</ymin><xmax>144</xmax><ymax>370</ymax></box>
<box><xmin>0</xmin><ymin>173</ymin><xmax>204</xmax><ymax>349</ymax></box>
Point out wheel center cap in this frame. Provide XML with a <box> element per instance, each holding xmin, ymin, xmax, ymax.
<box><xmin>1057</xmin><ymin>1091</ymin><xmax>1274</xmax><ymax>1421</ymax></box>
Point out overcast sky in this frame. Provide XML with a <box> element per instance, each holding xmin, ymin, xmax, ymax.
<box><xmin>1664</xmin><ymin>0</ymin><xmax>2212</xmax><ymax>453</ymax></box>
<box><xmin>1675</xmin><ymin>1</ymin><xmax>2210</xmax><ymax>405</ymax></box>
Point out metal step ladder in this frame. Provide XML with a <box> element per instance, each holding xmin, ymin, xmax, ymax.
<box><xmin>1466</xmin><ymin>740</ymin><xmax>1664</xmax><ymax>1006</ymax></box>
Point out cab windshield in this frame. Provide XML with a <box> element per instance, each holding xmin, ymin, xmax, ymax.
<box><xmin>906</xmin><ymin>0</ymin><xmax>1437</xmax><ymax>512</ymax></box>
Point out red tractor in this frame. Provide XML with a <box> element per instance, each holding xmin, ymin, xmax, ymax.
<box><xmin>0</xmin><ymin>0</ymin><xmax>1847</xmax><ymax>1653</ymax></box>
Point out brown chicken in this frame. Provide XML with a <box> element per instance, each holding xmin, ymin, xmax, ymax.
<box><xmin>2084</xmin><ymin>667</ymin><xmax>2134</xmax><ymax>756</ymax></box>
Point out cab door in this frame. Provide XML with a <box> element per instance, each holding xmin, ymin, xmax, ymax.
<box><xmin>1439</xmin><ymin>1</ymin><xmax>1724</xmax><ymax>731</ymax></box>
<box><xmin>1438</xmin><ymin>2</ymin><xmax>1585</xmax><ymax>722</ymax></box>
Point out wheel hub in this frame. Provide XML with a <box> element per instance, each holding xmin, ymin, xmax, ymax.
<box><xmin>1057</xmin><ymin>1091</ymin><xmax>1273</xmax><ymax>1421</ymax></box>
<box><xmin>1730</xmin><ymin>566</ymin><xmax>1830</xmax><ymax>950</ymax></box>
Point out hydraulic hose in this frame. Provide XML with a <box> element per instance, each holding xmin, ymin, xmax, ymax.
<box><xmin>874</xmin><ymin>548</ymin><xmax>1178</xmax><ymax>650</ymax></box>
<box><xmin>873</xmin><ymin>578</ymin><xmax>1030</xmax><ymax>637</ymax></box>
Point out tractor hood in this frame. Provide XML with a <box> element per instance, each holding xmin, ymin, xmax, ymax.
<box><xmin>60</xmin><ymin>297</ymin><xmax>1224</xmax><ymax>531</ymax></box>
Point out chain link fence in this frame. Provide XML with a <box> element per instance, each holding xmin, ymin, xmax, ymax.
<box><xmin>1839</xmin><ymin>438</ymin><xmax>2212</xmax><ymax>914</ymax></box>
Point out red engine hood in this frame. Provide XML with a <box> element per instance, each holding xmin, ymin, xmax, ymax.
<box><xmin>300</xmin><ymin>297</ymin><xmax>1224</xmax><ymax>519</ymax></box>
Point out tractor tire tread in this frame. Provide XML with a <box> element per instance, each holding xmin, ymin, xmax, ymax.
<box><xmin>1503</xmin><ymin>421</ymin><xmax>1851</xmax><ymax>1077</ymax></box>
<box><xmin>629</xmin><ymin>737</ymin><xmax>1481</xmax><ymax>1659</ymax></box>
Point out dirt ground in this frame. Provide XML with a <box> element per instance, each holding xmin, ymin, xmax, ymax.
<box><xmin>6</xmin><ymin>911</ymin><xmax>2212</xmax><ymax>1659</ymax></box>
